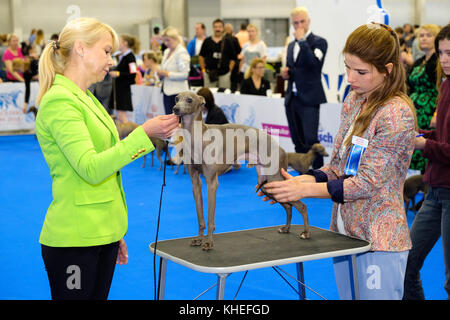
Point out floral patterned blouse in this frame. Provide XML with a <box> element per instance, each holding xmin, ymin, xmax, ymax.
<box><xmin>314</xmin><ymin>91</ymin><xmax>416</xmax><ymax>251</ymax></box>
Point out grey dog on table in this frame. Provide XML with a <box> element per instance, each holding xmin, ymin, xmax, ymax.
<box><xmin>173</xmin><ymin>91</ymin><xmax>310</xmax><ymax>251</ymax></box>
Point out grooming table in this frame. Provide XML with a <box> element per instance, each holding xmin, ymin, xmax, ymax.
<box><xmin>149</xmin><ymin>225</ymin><xmax>371</xmax><ymax>300</ymax></box>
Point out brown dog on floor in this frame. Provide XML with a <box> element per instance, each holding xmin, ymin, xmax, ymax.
<box><xmin>287</xmin><ymin>143</ymin><xmax>329</xmax><ymax>174</ymax></box>
<box><xmin>403</xmin><ymin>174</ymin><xmax>427</xmax><ymax>214</ymax></box>
<box><xmin>173</xmin><ymin>91</ymin><xmax>310</xmax><ymax>251</ymax></box>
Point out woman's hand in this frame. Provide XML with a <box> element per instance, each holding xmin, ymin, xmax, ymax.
<box><xmin>415</xmin><ymin>135</ymin><xmax>427</xmax><ymax>150</ymax></box>
<box><xmin>116</xmin><ymin>238</ymin><xmax>128</xmax><ymax>265</ymax></box>
<box><xmin>256</xmin><ymin>169</ymin><xmax>312</xmax><ymax>204</ymax></box>
<box><xmin>157</xmin><ymin>70</ymin><xmax>169</xmax><ymax>79</ymax></box>
<box><xmin>141</xmin><ymin>114</ymin><xmax>179</xmax><ymax>139</ymax></box>
<box><xmin>429</xmin><ymin>115</ymin><xmax>437</xmax><ymax>128</ymax></box>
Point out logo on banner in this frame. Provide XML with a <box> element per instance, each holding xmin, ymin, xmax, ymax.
<box><xmin>220</xmin><ymin>103</ymin><xmax>255</xmax><ymax>127</ymax></box>
<box><xmin>0</xmin><ymin>90</ymin><xmax>21</xmax><ymax>110</ymax></box>
<box><xmin>318</xmin><ymin>124</ymin><xmax>334</xmax><ymax>148</ymax></box>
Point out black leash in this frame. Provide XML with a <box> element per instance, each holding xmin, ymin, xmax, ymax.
<box><xmin>153</xmin><ymin>141</ymin><xmax>169</xmax><ymax>300</ymax></box>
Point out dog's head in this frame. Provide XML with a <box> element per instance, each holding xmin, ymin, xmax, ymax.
<box><xmin>172</xmin><ymin>91</ymin><xmax>206</xmax><ymax>117</ymax></box>
<box><xmin>311</xmin><ymin>143</ymin><xmax>329</xmax><ymax>157</ymax></box>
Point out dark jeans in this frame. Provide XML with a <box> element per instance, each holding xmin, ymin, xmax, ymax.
<box><xmin>41</xmin><ymin>241</ymin><xmax>119</xmax><ymax>300</ymax></box>
<box><xmin>403</xmin><ymin>187</ymin><xmax>450</xmax><ymax>299</ymax></box>
<box><xmin>163</xmin><ymin>93</ymin><xmax>177</xmax><ymax>115</ymax></box>
<box><xmin>284</xmin><ymin>95</ymin><xmax>323</xmax><ymax>169</ymax></box>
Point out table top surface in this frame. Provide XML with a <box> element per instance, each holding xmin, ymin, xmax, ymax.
<box><xmin>149</xmin><ymin>225</ymin><xmax>371</xmax><ymax>274</ymax></box>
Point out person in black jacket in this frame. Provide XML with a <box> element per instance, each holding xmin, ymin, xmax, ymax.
<box><xmin>240</xmin><ymin>58</ymin><xmax>270</xmax><ymax>96</ymax></box>
<box><xmin>109</xmin><ymin>34</ymin><xmax>139</xmax><ymax>123</ymax></box>
<box><xmin>282</xmin><ymin>7</ymin><xmax>327</xmax><ymax>169</ymax></box>
<box><xmin>197</xmin><ymin>87</ymin><xmax>228</xmax><ymax>124</ymax></box>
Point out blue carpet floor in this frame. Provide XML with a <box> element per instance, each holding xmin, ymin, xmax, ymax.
<box><xmin>0</xmin><ymin>134</ymin><xmax>446</xmax><ymax>299</ymax></box>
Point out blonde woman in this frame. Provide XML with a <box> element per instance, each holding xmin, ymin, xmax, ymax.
<box><xmin>240</xmin><ymin>58</ymin><xmax>270</xmax><ymax>96</ymax></box>
<box><xmin>239</xmin><ymin>24</ymin><xmax>267</xmax><ymax>75</ymax></box>
<box><xmin>35</xmin><ymin>17</ymin><xmax>179</xmax><ymax>300</ymax></box>
<box><xmin>2</xmin><ymin>34</ymin><xmax>25</xmax><ymax>82</ymax></box>
<box><xmin>157</xmin><ymin>26</ymin><xmax>190</xmax><ymax>114</ymax></box>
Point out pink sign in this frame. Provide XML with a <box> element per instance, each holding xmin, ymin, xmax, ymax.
<box><xmin>261</xmin><ymin>123</ymin><xmax>291</xmax><ymax>138</ymax></box>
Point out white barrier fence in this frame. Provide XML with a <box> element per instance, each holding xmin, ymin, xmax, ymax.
<box><xmin>0</xmin><ymin>82</ymin><xmax>39</xmax><ymax>131</ymax></box>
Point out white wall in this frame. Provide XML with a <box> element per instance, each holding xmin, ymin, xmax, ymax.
<box><xmin>424</xmin><ymin>0</ymin><xmax>450</xmax><ymax>26</ymax></box>
<box><xmin>382</xmin><ymin>0</ymin><xmax>415</xmax><ymax>27</ymax></box>
<box><xmin>221</xmin><ymin>0</ymin><xmax>295</xmax><ymax>19</ymax></box>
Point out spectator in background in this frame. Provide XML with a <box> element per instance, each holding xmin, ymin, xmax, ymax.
<box><xmin>34</xmin><ymin>29</ymin><xmax>45</xmax><ymax>56</ymax></box>
<box><xmin>158</xmin><ymin>26</ymin><xmax>190</xmax><ymax>115</ymax></box>
<box><xmin>199</xmin><ymin>19</ymin><xmax>238</xmax><ymax>89</ymax></box>
<box><xmin>395</xmin><ymin>26</ymin><xmax>404</xmax><ymax>39</ymax></box>
<box><xmin>408</xmin><ymin>24</ymin><xmax>441</xmax><ymax>174</ymax></box>
<box><xmin>20</xmin><ymin>44</ymin><xmax>39</xmax><ymax>113</ymax></box>
<box><xmin>2</xmin><ymin>34</ymin><xmax>25</xmax><ymax>82</ymax></box>
<box><xmin>403</xmin><ymin>24</ymin><xmax>450</xmax><ymax>300</ymax></box>
<box><xmin>235</xmin><ymin>23</ymin><xmax>249</xmax><ymax>49</ymax></box>
<box><xmin>109</xmin><ymin>34</ymin><xmax>139</xmax><ymax>123</ymax></box>
<box><xmin>282</xmin><ymin>6</ymin><xmax>327</xmax><ymax>169</ymax></box>
<box><xmin>142</xmin><ymin>51</ymin><xmax>161</xmax><ymax>87</ymax></box>
<box><xmin>224</xmin><ymin>23</ymin><xmax>242</xmax><ymax>92</ymax></box>
<box><xmin>239</xmin><ymin>24</ymin><xmax>267</xmax><ymax>76</ymax></box>
<box><xmin>197</xmin><ymin>87</ymin><xmax>228</xmax><ymax>124</ymax></box>
<box><xmin>151</xmin><ymin>26</ymin><xmax>163</xmax><ymax>52</ymax></box>
<box><xmin>187</xmin><ymin>22</ymin><xmax>206</xmax><ymax>57</ymax></box>
<box><xmin>29</xmin><ymin>29</ymin><xmax>37</xmax><ymax>46</ymax></box>
<box><xmin>240</xmin><ymin>58</ymin><xmax>270</xmax><ymax>96</ymax></box>
<box><xmin>404</xmin><ymin>23</ymin><xmax>415</xmax><ymax>49</ymax></box>
<box><xmin>49</xmin><ymin>33</ymin><xmax>59</xmax><ymax>42</ymax></box>
<box><xmin>187</xmin><ymin>22</ymin><xmax>207</xmax><ymax>87</ymax></box>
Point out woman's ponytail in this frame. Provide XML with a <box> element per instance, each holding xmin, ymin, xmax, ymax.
<box><xmin>36</xmin><ymin>41</ymin><xmax>62</xmax><ymax>105</ymax></box>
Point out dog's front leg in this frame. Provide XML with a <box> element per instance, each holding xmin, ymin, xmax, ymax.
<box><xmin>189</xmin><ymin>166</ymin><xmax>206</xmax><ymax>246</ymax></box>
<box><xmin>203</xmin><ymin>174</ymin><xmax>219</xmax><ymax>251</ymax></box>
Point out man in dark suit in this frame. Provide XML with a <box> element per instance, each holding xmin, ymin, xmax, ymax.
<box><xmin>282</xmin><ymin>7</ymin><xmax>327</xmax><ymax>169</ymax></box>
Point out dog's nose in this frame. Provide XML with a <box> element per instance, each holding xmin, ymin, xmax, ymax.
<box><xmin>173</xmin><ymin>107</ymin><xmax>180</xmax><ymax>115</ymax></box>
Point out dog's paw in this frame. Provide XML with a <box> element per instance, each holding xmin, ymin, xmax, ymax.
<box><xmin>299</xmin><ymin>230</ymin><xmax>310</xmax><ymax>239</ymax></box>
<box><xmin>278</xmin><ymin>226</ymin><xmax>290</xmax><ymax>234</ymax></box>
<box><xmin>201</xmin><ymin>241</ymin><xmax>214</xmax><ymax>251</ymax></box>
<box><xmin>190</xmin><ymin>238</ymin><xmax>203</xmax><ymax>247</ymax></box>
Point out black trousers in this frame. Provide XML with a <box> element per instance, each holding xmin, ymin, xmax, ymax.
<box><xmin>41</xmin><ymin>241</ymin><xmax>119</xmax><ymax>300</ymax></box>
<box><xmin>285</xmin><ymin>95</ymin><xmax>323</xmax><ymax>169</ymax></box>
<box><xmin>163</xmin><ymin>93</ymin><xmax>177</xmax><ymax>115</ymax></box>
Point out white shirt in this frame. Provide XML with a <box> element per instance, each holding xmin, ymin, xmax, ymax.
<box><xmin>292</xmin><ymin>29</ymin><xmax>324</xmax><ymax>94</ymax></box>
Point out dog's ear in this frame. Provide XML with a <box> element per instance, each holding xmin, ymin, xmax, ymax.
<box><xmin>198</xmin><ymin>95</ymin><xmax>206</xmax><ymax>108</ymax></box>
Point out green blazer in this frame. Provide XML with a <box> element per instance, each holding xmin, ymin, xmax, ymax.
<box><xmin>36</xmin><ymin>74</ymin><xmax>154</xmax><ymax>247</ymax></box>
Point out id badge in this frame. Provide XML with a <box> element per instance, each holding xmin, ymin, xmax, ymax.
<box><xmin>344</xmin><ymin>136</ymin><xmax>368</xmax><ymax>176</ymax></box>
<box><xmin>128</xmin><ymin>62</ymin><xmax>137</xmax><ymax>74</ymax></box>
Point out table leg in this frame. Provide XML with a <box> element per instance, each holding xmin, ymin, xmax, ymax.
<box><xmin>216</xmin><ymin>273</ymin><xmax>229</xmax><ymax>300</ymax></box>
<box><xmin>348</xmin><ymin>254</ymin><xmax>360</xmax><ymax>300</ymax></box>
<box><xmin>158</xmin><ymin>257</ymin><xmax>167</xmax><ymax>300</ymax></box>
<box><xmin>296</xmin><ymin>262</ymin><xmax>306</xmax><ymax>300</ymax></box>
